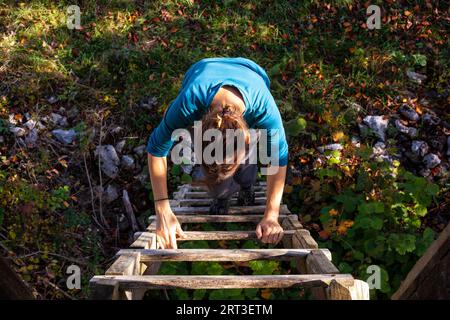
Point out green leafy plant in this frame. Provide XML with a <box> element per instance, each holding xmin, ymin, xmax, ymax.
<box><xmin>316</xmin><ymin>149</ymin><xmax>438</xmax><ymax>298</ymax></box>
<box><xmin>285</xmin><ymin>117</ymin><xmax>307</xmax><ymax>137</ymax></box>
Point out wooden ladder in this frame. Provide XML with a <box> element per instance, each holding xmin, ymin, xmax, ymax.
<box><xmin>90</xmin><ymin>182</ymin><xmax>369</xmax><ymax>300</ymax></box>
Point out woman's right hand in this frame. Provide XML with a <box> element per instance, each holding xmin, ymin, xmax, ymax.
<box><xmin>155</xmin><ymin>202</ymin><xmax>186</xmax><ymax>249</ymax></box>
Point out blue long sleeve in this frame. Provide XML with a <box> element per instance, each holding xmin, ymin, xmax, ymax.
<box><xmin>146</xmin><ymin>57</ymin><xmax>288</xmax><ymax>166</ymax></box>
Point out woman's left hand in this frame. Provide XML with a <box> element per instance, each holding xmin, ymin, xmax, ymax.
<box><xmin>256</xmin><ymin>216</ymin><xmax>284</xmax><ymax>244</ymax></box>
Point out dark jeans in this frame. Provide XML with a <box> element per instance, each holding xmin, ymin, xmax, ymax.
<box><xmin>192</xmin><ymin>164</ymin><xmax>258</xmax><ymax>200</ymax></box>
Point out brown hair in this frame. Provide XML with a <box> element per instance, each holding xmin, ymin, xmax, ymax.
<box><xmin>197</xmin><ymin>104</ymin><xmax>249</xmax><ymax>189</ymax></box>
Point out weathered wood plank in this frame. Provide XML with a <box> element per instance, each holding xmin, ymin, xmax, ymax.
<box><xmin>130</xmin><ymin>232</ymin><xmax>156</xmax><ymax>250</ymax></box>
<box><xmin>136</xmin><ymin>229</ymin><xmax>294</xmax><ymax>245</ymax></box>
<box><xmin>0</xmin><ymin>256</ymin><xmax>34</xmax><ymax>299</ymax></box>
<box><xmin>172</xmin><ymin>204</ymin><xmax>290</xmax><ymax>215</ymax></box>
<box><xmin>141</xmin><ymin>230</ymin><xmax>296</xmax><ymax>241</ymax></box>
<box><xmin>90</xmin><ymin>274</ymin><xmax>354</xmax><ymax>290</ymax></box>
<box><xmin>327</xmin><ymin>279</ymin><xmax>353</xmax><ymax>300</ymax></box>
<box><xmin>184</xmin><ymin>185</ymin><xmax>266</xmax><ymax>192</ymax></box>
<box><xmin>117</xmin><ymin>248</ymin><xmax>332</xmax><ymax>262</ymax></box>
<box><xmin>185</xmin><ymin>191</ymin><xmax>266</xmax><ymax>199</ymax></box>
<box><xmin>106</xmin><ymin>253</ymin><xmax>140</xmax><ymax>276</ymax></box>
<box><xmin>287</xmin><ymin>216</ymin><xmax>303</xmax><ymax>229</ymax></box>
<box><xmin>289</xmin><ymin>227</ymin><xmax>326</xmax><ymax>300</ymax></box>
<box><xmin>392</xmin><ymin>222</ymin><xmax>450</xmax><ymax>300</ymax></box>
<box><xmin>306</xmin><ymin>250</ymin><xmax>339</xmax><ymax>274</ymax></box>
<box><xmin>348</xmin><ymin>280</ymin><xmax>370</xmax><ymax>300</ymax></box>
<box><xmin>173</xmin><ymin>185</ymin><xmax>189</xmax><ymax>200</ymax></box>
<box><xmin>178</xmin><ymin>197</ymin><xmax>267</xmax><ymax>206</ymax></box>
<box><xmin>149</xmin><ymin>214</ymin><xmax>295</xmax><ymax>223</ymax></box>
<box><xmin>104</xmin><ymin>253</ymin><xmax>141</xmax><ymax>300</ymax></box>
<box><xmin>292</xmin><ymin>230</ymin><xmax>318</xmax><ymax>249</ymax></box>
<box><xmin>89</xmin><ymin>279</ymin><xmax>120</xmax><ymax>300</ymax></box>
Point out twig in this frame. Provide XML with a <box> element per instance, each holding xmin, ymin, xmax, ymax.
<box><xmin>41</xmin><ymin>277</ymin><xmax>76</xmax><ymax>300</ymax></box>
<box><xmin>8</xmin><ymin>251</ymin><xmax>41</xmax><ymax>260</ymax></box>
<box><xmin>97</xmin><ymin>111</ymin><xmax>109</xmax><ymax>228</ymax></box>
<box><xmin>5</xmin><ymin>250</ymin><xmax>87</xmax><ymax>266</ymax></box>
<box><xmin>122</xmin><ymin>190</ymin><xmax>139</xmax><ymax>232</ymax></box>
<box><xmin>47</xmin><ymin>252</ymin><xmax>87</xmax><ymax>266</ymax></box>
<box><xmin>83</xmin><ymin>152</ymin><xmax>105</xmax><ymax>232</ymax></box>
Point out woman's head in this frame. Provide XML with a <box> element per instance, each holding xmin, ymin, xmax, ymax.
<box><xmin>199</xmin><ymin>103</ymin><xmax>249</xmax><ymax>187</ymax></box>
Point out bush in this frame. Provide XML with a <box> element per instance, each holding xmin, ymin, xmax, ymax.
<box><xmin>298</xmin><ymin>145</ymin><xmax>438</xmax><ymax>299</ymax></box>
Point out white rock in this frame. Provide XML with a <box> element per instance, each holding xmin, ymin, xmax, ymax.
<box><xmin>395</xmin><ymin>119</ymin><xmax>418</xmax><ymax>138</ymax></box>
<box><xmin>110</xmin><ymin>126</ymin><xmax>123</xmax><ymax>135</ymax></box>
<box><xmin>317</xmin><ymin>143</ymin><xmax>343</xmax><ymax>153</ymax></box>
<box><xmin>423</xmin><ymin>153</ymin><xmax>441</xmax><ymax>169</ymax></box>
<box><xmin>115</xmin><ymin>140</ymin><xmax>126</xmax><ymax>153</ymax></box>
<box><xmin>0</xmin><ymin>136</ymin><xmax>5</xmax><ymax>144</ymax></box>
<box><xmin>121</xmin><ymin>155</ymin><xmax>135</xmax><ymax>169</ymax></box>
<box><xmin>406</xmin><ymin>70</ymin><xmax>427</xmax><ymax>84</ymax></box>
<box><xmin>36</xmin><ymin>121</ymin><xmax>46</xmax><ymax>131</ymax></box>
<box><xmin>133</xmin><ymin>145</ymin><xmax>146</xmax><ymax>157</ymax></box>
<box><xmin>8</xmin><ymin>114</ymin><xmax>18</xmax><ymax>125</ymax></box>
<box><xmin>351</xmin><ymin>136</ymin><xmax>361</xmax><ymax>148</ymax></box>
<box><xmin>104</xmin><ymin>184</ymin><xmax>119</xmax><ymax>204</ymax></box>
<box><xmin>422</xmin><ymin>113</ymin><xmax>440</xmax><ymax>126</ymax></box>
<box><xmin>363</xmin><ymin>115</ymin><xmax>389</xmax><ymax>141</ymax></box>
<box><xmin>25</xmin><ymin>128</ymin><xmax>38</xmax><ymax>147</ymax></box>
<box><xmin>9</xmin><ymin>126</ymin><xmax>26</xmax><ymax>137</ymax></box>
<box><xmin>95</xmin><ymin>145</ymin><xmax>120</xmax><ymax>179</ymax></box>
<box><xmin>52</xmin><ymin>129</ymin><xmax>77</xmax><ymax>145</ymax></box>
<box><xmin>411</xmin><ymin>140</ymin><xmax>429</xmax><ymax>157</ymax></box>
<box><xmin>50</xmin><ymin>113</ymin><xmax>68</xmax><ymax>127</ymax></box>
<box><xmin>25</xmin><ymin>119</ymin><xmax>46</xmax><ymax>131</ymax></box>
<box><xmin>399</xmin><ymin>105</ymin><xmax>419</xmax><ymax>122</ymax></box>
<box><xmin>23</xmin><ymin>119</ymin><xmax>37</xmax><ymax>130</ymax></box>
<box><xmin>373</xmin><ymin>142</ymin><xmax>386</xmax><ymax>155</ymax></box>
<box><xmin>47</xmin><ymin>96</ymin><xmax>58</xmax><ymax>104</ymax></box>
<box><xmin>140</xmin><ymin>96</ymin><xmax>158</xmax><ymax>110</ymax></box>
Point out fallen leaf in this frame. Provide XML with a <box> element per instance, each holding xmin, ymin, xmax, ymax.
<box><xmin>284</xmin><ymin>185</ymin><xmax>293</xmax><ymax>194</ymax></box>
<box><xmin>318</xmin><ymin>230</ymin><xmax>330</xmax><ymax>240</ymax></box>
<box><xmin>329</xmin><ymin>208</ymin><xmax>339</xmax><ymax>216</ymax></box>
<box><xmin>332</xmin><ymin>131</ymin><xmax>345</xmax><ymax>142</ymax></box>
<box><xmin>261</xmin><ymin>289</ymin><xmax>272</xmax><ymax>300</ymax></box>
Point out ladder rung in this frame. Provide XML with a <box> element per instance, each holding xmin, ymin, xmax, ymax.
<box><xmin>148</xmin><ymin>214</ymin><xmax>295</xmax><ymax>223</ymax></box>
<box><xmin>184</xmin><ymin>185</ymin><xmax>266</xmax><ymax>192</ymax></box>
<box><xmin>172</xmin><ymin>204</ymin><xmax>290</xmax><ymax>215</ymax></box>
<box><xmin>185</xmin><ymin>191</ymin><xmax>266</xmax><ymax>199</ymax></box>
<box><xmin>141</xmin><ymin>230</ymin><xmax>296</xmax><ymax>241</ymax></box>
<box><xmin>117</xmin><ymin>248</ymin><xmax>332</xmax><ymax>262</ymax></box>
<box><xmin>178</xmin><ymin>197</ymin><xmax>267</xmax><ymax>206</ymax></box>
<box><xmin>90</xmin><ymin>274</ymin><xmax>353</xmax><ymax>290</ymax></box>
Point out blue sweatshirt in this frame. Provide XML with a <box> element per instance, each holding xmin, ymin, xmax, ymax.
<box><xmin>146</xmin><ymin>57</ymin><xmax>288</xmax><ymax>166</ymax></box>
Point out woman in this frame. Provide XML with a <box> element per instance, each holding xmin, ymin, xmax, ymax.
<box><xmin>147</xmin><ymin>57</ymin><xmax>288</xmax><ymax>249</ymax></box>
